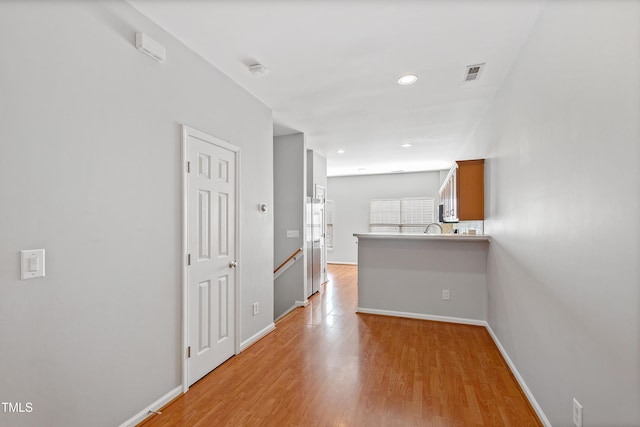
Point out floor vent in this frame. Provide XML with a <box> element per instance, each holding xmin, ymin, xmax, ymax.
<box><xmin>464</xmin><ymin>63</ymin><xmax>485</xmax><ymax>82</ymax></box>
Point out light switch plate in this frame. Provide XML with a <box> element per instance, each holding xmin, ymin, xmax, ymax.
<box><xmin>286</xmin><ymin>230</ymin><xmax>300</xmax><ymax>238</ymax></box>
<box><xmin>21</xmin><ymin>249</ymin><xmax>45</xmax><ymax>280</ymax></box>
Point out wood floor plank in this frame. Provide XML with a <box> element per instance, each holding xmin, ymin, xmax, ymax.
<box><xmin>140</xmin><ymin>264</ymin><xmax>541</xmax><ymax>426</ymax></box>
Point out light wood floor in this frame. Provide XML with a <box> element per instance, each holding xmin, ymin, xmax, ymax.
<box><xmin>141</xmin><ymin>264</ymin><xmax>541</xmax><ymax>426</ymax></box>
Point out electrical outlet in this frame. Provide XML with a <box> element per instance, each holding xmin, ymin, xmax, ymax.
<box><xmin>252</xmin><ymin>302</ymin><xmax>259</xmax><ymax>316</ymax></box>
<box><xmin>573</xmin><ymin>398</ymin><xmax>583</xmax><ymax>427</ymax></box>
<box><xmin>442</xmin><ymin>289</ymin><xmax>450</xmax><ymax>301</ymax></box>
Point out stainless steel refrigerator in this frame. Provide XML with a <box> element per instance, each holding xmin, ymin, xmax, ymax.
<box><xmin>306</xmin><ymin>197</ymin><xmax>322</xmax><ymax>297</ymax></box>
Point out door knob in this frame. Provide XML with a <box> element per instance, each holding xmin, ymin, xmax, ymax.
<box><xmin>229</xmin><ymin>260</ymin><xmax>238</xmax><ymax>268</ymax></box>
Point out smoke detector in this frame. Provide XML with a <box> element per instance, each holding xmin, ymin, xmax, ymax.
<box><xmin>464</xmin><ymin>63</ymin><xmax>485</xmax><ymax>82</ymax></box>
<box><xmin>248</xmin><ymin>64</ymin><xmax>268</xmax><ymax>76</ymax></box>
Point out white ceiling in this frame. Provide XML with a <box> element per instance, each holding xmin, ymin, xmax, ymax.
<box><xmin>128</xmin><ymin>0</ymin><xmax>545</xmax><ymax>176</ymax></box>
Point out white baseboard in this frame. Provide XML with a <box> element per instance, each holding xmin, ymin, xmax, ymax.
<box><xmin>485</xmin><ymin>325</ymin><xmax>551</xmax><ymax>427</ymax></box>
<box><xmin>118</xmin><ymin>385</ymin><xmax>182</xmax><ymax>427</ymax></box>
<box><xmin>356</xmin><ymin>307</ymin><xmax>487</xmax><ymax>326</ymax></box>
<box><xmin>273</xmin><ymin>300</ymin><xmax>310</xmax><ymax>322</ymax></box>
<box><xmin>240</xmin><ymin>322</ymin><xmax>276</xmax><ymax>351</ymax></box>
<box><xmin>327</xmin><ymin>261</ymin><xmax>357</xmax><ymax>265</ymax></box>
<box><xmin>275</xmin><ymin>305</ymin><xmax>298</xmax><ymax>322</ymax></box>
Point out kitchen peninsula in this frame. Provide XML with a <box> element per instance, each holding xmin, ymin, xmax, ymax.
<box><xmin>354</xmin><ymin>233</ymin><xmax>490</xmax><ymax>325</ymax></box>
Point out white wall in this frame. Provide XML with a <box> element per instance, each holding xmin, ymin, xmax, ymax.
<box><xmin>465</xmin><ymin>2</ymin><xmax>640</xmax><ymax>425</ymax></box>
<box><xmin>0</xmin><ymin>2</ymin><xmax>273</xmax><ymax>427</ymax></box>
<box><xmin>274</xmin><ymin>134</ymin><xmax>306</xmax><ymax>318</ymax></box>
<box><xmin>327</xmin><ymin>171</ymin><xmax>441</xmax><ymax>263</ymax></box>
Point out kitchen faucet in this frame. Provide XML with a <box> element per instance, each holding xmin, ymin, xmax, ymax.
<box><xmin>424</xmin><ymin>223</ymin><xmax>443</xmax><ymax>234</ymax></box>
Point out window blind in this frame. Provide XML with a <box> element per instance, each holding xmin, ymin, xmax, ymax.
<box><xmin>369</xmin><ymin>197</ymin><xmax>434</xmax><ymax>233</ymax></box>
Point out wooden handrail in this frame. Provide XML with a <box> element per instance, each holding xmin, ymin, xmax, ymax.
<box><xmin>274</xmin><ymin>247</ymin><xmax>303</xmax><ymax>274</ymax></box>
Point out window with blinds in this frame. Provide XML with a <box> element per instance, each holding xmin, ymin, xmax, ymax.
<box><xmin>369</xmin><ymin>199</ymin><xmax>401</xmax><ymax>233</ymax></box>
<box><xmin>369</xmin><ymin>197</ymin><xmax>434</xmax><ymax>233</ymax></box>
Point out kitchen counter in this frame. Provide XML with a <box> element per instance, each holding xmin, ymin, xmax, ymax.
<box><xmin>354</xmin><ymin>232</ymin><xmax>489</xmax><ymax>324</ymax></box>
<box><xmin>354</xmin><ymin>232</ymin><xmax>490</xmax><ymax>242</ymax></box>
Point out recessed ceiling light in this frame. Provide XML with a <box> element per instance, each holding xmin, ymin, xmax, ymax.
<box><xmin>358</xmin><ymin>168</ymin><xmax>366</xmax><ymax>171</ymax></box>
<box><xmin>401</xmin><ymin>143</ymin><xmax>413</xmax><ymax>148</ymax></box>
<box><xmin>397</xmin><ymin>74</ymin><xmax>417</xmax><ymax>86</ymax></box>
<box><xmin>336</xmin><ymin>149</ymin><xmax>345</xmax><ymax>154</ymax></box>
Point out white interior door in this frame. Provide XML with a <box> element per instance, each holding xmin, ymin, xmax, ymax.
<box><xmin>186</xmin><ymin>129</ymin><xmax>237</xmax><ymax>387</ymax></box>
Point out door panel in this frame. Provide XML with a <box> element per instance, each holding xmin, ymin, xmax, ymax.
<box><xmin>218</xmin><ymin>275</ymin><xmax>229</xmax><ymax>339</ymax></box>
<box><xmin>198</xmin><ymin>190</ymin><xmax>211</xmax><ymax>260</ymax></box>
<box><xmin>187</xmin><ymin>133</ymin><xmax>236</xmax><ymax>387</ymax></box>
<box><xmin>198</xmin><ymin>280</ymin><xmax>211</xmax><ymax>353</ymax></box>
<box><xmin>218</xmin><ymin>193</ymin><xmax>229</xmax><ymax>256</ymax></box>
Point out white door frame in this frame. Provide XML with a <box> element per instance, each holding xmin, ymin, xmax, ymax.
<box><xmin>314</xmin><ymin>185</ymin><xmax>327</xmax><ymax>284</ymax></box>
<box><xmin>181</xmin><ymin>125</ymin><xmax>241</xmax><ymax>393</ymax></box>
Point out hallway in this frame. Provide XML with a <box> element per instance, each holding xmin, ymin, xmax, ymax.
<box><xmin>141</xmin><ymin>264</ymin><xmax>540</xmax><ymax>426</ymax></box>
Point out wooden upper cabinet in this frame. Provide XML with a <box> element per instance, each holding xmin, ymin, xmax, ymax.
<box><xmin>456</xmin><ymin>159</ymin><xmax>484</xmax><ymax>220</ymax></box>
<box><xmin>439</xmin><ymin>159</ymin><xmax>484</xmax><ymax>222</ymax></box>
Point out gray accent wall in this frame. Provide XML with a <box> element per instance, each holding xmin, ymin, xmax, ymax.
<box><xmin>464</xmin><ymin>1</ymin><xmax>640</xmax><ymax>425</ymax></box>
<box><xmin>0</xmin><ymin>2</ymin><xmax>273</xmax><ymax>427</ymax></box>
<box><xmin>326</xmin><ymin>171</ymin><xmax>441</xmax><ymax>264</ymax></box>
<box><xmin>274</xmin><ymin>134</ymin><xmax>306</xmax><ymax>318</ymax></box>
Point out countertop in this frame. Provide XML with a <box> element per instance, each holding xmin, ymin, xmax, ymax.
<box><xmin>353</xmin><ymin>232</ymin><xmax>490</xmax><ymax>242</ymax></box>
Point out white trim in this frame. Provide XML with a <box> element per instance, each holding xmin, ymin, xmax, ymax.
<box><xmin>356</xmin><ymin>307</ymin><xmax>487</xmax><ymax>326</ymax></box>
<box><xmin>118</xmin><ymin>386</ymin><xmax>182</xmax><ymax>427</ymax></box>
<box><xmin>185</xmin><ymin>125</ymin><xmax>240</xmax><ymax>153</ymax></box>
<box><xmin>275</xmin><ymin>305</ymin><xmax>298</xmax><ymax>322</ymax></box>
<box><xmin>234</xmin><ymin>144</ymin><xmax>242</xmax><ymax>358</ymax></box>
<box><xmin>181</xmin><ymin>128</ymin><xmax>188</xmax><ymax>393</ymax></box>
<box><xmin>485</xmin><ymin>325</ymin><xmax>551</xmax><ymax>427</ymax></box>
<box><xmin>240</xmin><ymin>323</ymin><xmax>276</xmax><ymax>351</ymax></box>
<box><xmin>181</xmin><ymin>125</ymin><xmax>241</xmax><ymax>393</ymax></box>
<box><xmin>327</xmin><ymin>261</ymin><xmax>358</xmax><ymax>266</ymax></box>
<box><xmin>274</xmin><ymin>301</ymin><xmax>308</xmax><ymax>322</ymax></box>
<box><xmin>315</xmin><ymin>185</ymin><xmax>328</xmax><ymax>284</ymax></box>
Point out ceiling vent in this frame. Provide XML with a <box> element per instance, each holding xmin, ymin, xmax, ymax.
<box><xmin>464</xmin><ymin>63</ymin><xmax>485</xmax><ymax>82</ymax></box>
